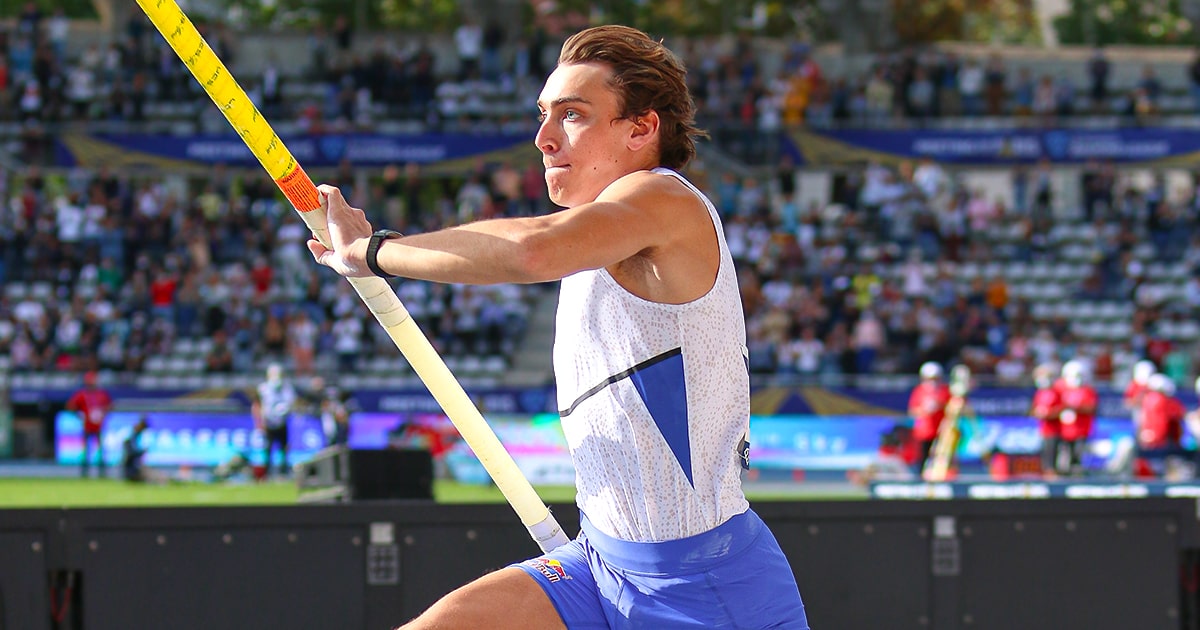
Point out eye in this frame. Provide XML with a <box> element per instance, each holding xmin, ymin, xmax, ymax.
<box><xmin>536</xmin><ymin>111</ymin><xmax>547</xmax><ymax>123</ymax></box>
<box><xmin>564</xmin><ymin>110</ymin><xmax>580</xmax><ymax>121</ymax></box>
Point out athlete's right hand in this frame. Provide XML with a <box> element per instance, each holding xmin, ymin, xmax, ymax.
<box><xmin>308</xmin><ymin>185</ymin><xmax>373</xmax><ymax>278</ymax></box>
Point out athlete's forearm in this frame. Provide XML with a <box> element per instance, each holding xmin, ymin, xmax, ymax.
<box><xmin>374</xmin><ymin>207</ymin><xmax>641</xmax><ymax>286</ymax></box>
<box><xmin>373</xmin><ymin>218</ymin><xmax>553</xmax><ymax>285</ymax></box>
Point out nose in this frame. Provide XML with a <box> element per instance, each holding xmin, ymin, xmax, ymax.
<box><xmin>534</xmin><ymin>118</ymin><xmax>558</xmax><ymax>156</ymax></box>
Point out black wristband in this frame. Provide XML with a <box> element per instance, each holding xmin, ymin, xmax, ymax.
<box><xmin>365</xmin><ymin>229</ymin><xmax>402</xmax><ymax>278</ymax></box>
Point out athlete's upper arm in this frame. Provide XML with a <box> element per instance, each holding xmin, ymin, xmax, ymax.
<box><xmin>521</xmin><ymin>172</ymin><xmax>704</xmax><ymax>279</ymax></box>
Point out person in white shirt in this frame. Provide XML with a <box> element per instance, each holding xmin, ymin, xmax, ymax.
<box><xmin>251</xmin><ymin>363</ymin><xmax>297</xmax><ymax>477</ymax></box>
<box><xmin>306</xmin><ymin>25</ymin><xmax>807</xmax><ymax>630</ymax></box>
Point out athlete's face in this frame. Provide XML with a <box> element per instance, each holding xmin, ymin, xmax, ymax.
<box><xmin>535</xmin><ymin>62</ymin><xmax>639</xmax><ymax>209</ymax></box>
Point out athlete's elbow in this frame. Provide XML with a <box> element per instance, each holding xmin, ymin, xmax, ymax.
<box><xmin>508</xmin><ymin>234</ymin><xmax>568</xmax><ymax>283</ymax></box>
<box><xmin>509</xmin><ymin>246</ymin><xmax>562</xmax><ymax>283</ymax></box>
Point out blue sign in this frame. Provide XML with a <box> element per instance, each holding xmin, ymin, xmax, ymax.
<box><xmin>12</xmin><ymin>384</ymin><xmax>557</xmax><ymax>414</ymax></box>
<box><xmin>747</xmin><ymin>413</ymin><xmax>1148</xmax><ymax>473</ymax></box>
<box><xmin>784</xmin><ymin>127</ymin><xmax>1200</xmax><ymax>165</ymax></box>
<box><xmin>871</xmin><ymin>481</ymin><xmax>1200</xmax><ymax>500</ymax></box>
<box><xmin>756</xmin><ymin>385</ymin><xmax>1194</xmax><ymax>419</ymax></box>
<box><xmin>750</xmin><ymin>415</ymin><xmax>900</xmax><ymax>470</ymax></box>
<box><xmin>55</xmin><ymin>132</ymin><xmax>532</xmax><ymax>168</ymax></box>
<box><xmin>56</xmin><ymin>411</ymin><xmax>326</xmax><ymax>468</ymax></box>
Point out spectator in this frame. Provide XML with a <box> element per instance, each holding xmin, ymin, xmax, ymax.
<box><xmin>1088</xmin><ymin>47</ymin><xmax>1110</xmax><ymax>112</ymax></box>
<box><xmin>958</xmin><ymin>58</ymin><xmax>984</xmax><ymax>116</ymax></box>
<box><xmin>852</xmin><ymin>309</ymin><xmax>886</xmax><ymax>373</ymax></box>
<box><xmin>1031</xmin><ymin>75</ymin><xmax>1057</xmax><ymax>123</ymax></box>
<box><xmin>983</xmin><ymin>54</ymin><xmax>1007</xmax><ymax>116</ymax></box>
<box><xmin>205</xmin><ymin>329</ymin><xmax>235</xmax><ymax>373</ymax></box>
<box><xmin>1139</xmin><ymin>64</ymin><xmax>1162</xmax><ymax>107</ymax></box>
<box><xmin>1189</xmin><ymin>49</ymin><xmax>1200</xmax><ymax>112</ymax></box>
<box><xmin>906</xmin><ymin>67</ymin><xmax>934</xmax><ymax>120</ymax></box>
<box><xmin>331</xmin><ymin>311</ymin><xmax>363</xmax><ymax>372</ymax></box>
<box><xmin>1012</xmin><ymin>67</ymin><xmax>1034</xmax><ymax>116</ymax></box>
<box><xmin>933</xmin><ymin>51</ymin><xmax>961</xmax><ymax>117</ymax></box>
<box><xmin>286</xmin><ymin>310</ymin><xmax>318</xmax><ymax>375</ymax></box>
<box><xmin>865</xmin><ymin>67</ymin><xmax>893</xmax><ymax>124</ymax></box>
<box><xmin>454</xmin><ymin>15</ymin><xmax>483</xmax><ymax>80</ymax></box>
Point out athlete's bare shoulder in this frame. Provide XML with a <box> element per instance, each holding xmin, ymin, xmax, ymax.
<box><xmin>595</xmin><ymin>169</ymin><xmax>706</xmax><ymax>219</ymax></box>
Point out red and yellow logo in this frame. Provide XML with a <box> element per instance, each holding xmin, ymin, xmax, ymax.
<box><xmin>525</xmin><ymin>557</ymin><xmax>570</xmax><ymax>583</ymax></box>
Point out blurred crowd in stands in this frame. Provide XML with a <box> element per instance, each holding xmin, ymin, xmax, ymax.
<box><xmin>4</xmin><ymin>151</ymin><xmax>1200</xmax><ymax>387</ymax></box>
<box><xmin>4</xmin><ymin>7</ymin><xmax>1200</xmax><ymax>387</ymax></box>
<box><xmin>734</xmin><ymin>157</ymin><xmax>1200</xmax><ymax>388</ymax></box>
<box><xmin>0</xmin><ymin>159</ymin><xmax>547</xmax><ymax>377</ymax></box>
<box><xmin>6</xmin><ymin>3</ymin><xmax>1200</xmax><ymax>135</ymax></box>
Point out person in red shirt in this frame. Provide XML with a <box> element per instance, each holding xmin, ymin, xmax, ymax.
<box><xmin>909</xmin><ymin>361</ymin><xmax>951</xmax><ymax>475</ymax></box>
<box><xmin>1123</xmin><ymin>360</ymin><xmax>1156</xmax><ymax>434</ymax></box>
<box><xmin>1057</xmin><ymin>360</ymin><xmax>1098</xmax><ymax>477</ymax></box>
<box><xmin>1137</xmin><ymin>374</ymin><xmax>1187</xmax><ymax>478</ymax></box>
<box><xmin>65</xmin><ymin>371</ymin><xmax>113</xmax><ymax>478</ymax></box>
<box><xmin>1029</xmin><ymin>363</ymin><xmax>1062</xmax><ymax>479</ymax></box>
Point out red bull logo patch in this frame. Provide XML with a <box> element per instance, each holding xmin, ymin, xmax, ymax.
<box><xmin>525</xmin><ymin>557</ymin><xmax>570</xmax><ymax>583</ymax></box>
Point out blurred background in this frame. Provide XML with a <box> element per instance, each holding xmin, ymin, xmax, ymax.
<box><xmin>4</xmin><ymin>0</ymin><xmax>1200</xmax><ymax>486</ymax></box>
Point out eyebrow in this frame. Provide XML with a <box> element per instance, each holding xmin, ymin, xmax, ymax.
<box><xmin>536</xmin><ymin>95</ymin><xmax>592</xmax><ymax>110</ymax></box>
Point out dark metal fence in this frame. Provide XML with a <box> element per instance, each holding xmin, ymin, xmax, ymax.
<box><xmin>0</xmin><ymin>498</ymin><xmax>1197</xmax><ymax>629</ymax></box>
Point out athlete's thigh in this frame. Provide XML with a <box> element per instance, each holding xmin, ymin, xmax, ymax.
<box><xmin>399</xmin><ymin>567</ymin><xmax>565</xmax><ymax>630</ymax></box>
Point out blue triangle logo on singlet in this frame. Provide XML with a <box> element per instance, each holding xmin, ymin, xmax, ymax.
<box><xmin>629</xmin><ymin>352</ymin><xmax>692</xmax><ymax>486</ymax></box>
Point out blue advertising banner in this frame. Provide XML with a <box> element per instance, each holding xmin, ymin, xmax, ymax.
<box><xmin>55</xmin><ymin>409</ymin><xmax>575</xmax><ymax>482</ymax></box>
<box><xmin>56</xmin><ymin>410</ymin><xmax>326</xmax><ymax>468</ymax></box>
<box><xmin>54</xmin><ymin>408</ymin><xmax>1156</xmax><ymax>480</ymax></box>
<box><xmin>749</xmin><ymin>413</ymin><xmax>1145</xmax><ymax>472</ymax></box>
<box><xmin>16</xmin><ymin>383</ymin><xmax>555</xmax><ymax>414</ymax></box>
<box><xmin>784</xmin><ymin>127</ymin><xmax>1200</xmax><ymax>166</ymax></box>
<box><xmin>870</xmin><ymin>480</ymin><xmax>1200</xmax><ymax>500</ymax></box>
<box><xmin>54</xmin><ymin>132</ymin><xmax>534</xmax><ymax>169</ymax></box>
<box><xmin>24</xmin><ymin>382</ymin><xmax>1187</xmax><ymax>420</ymax></box>
<box><xmin>751</xmin><ymin>415</ymin><xmax>900</xmax><ymax>470</ymax></box>
<box><xmin>752</xmin><ymin>385</ymin><xmax>1194</xmax><ymax>420</ymax></box>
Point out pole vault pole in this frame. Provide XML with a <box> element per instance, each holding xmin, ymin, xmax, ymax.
<box><xmin>136</xmin><ymin>0</ymin><xmax>570</xmax><ymax>552</ymax></box>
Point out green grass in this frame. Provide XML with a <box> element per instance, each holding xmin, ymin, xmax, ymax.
<box><xmin>0</xmin><ymin>478</ymin><xmax>862</xmax><ymax>508</ymax></box>
<box><xmin>0</xmin><ymin>478</ymin><xmax>577</xmax><ymax>508</ymax></box>
<box><xmin>0</xmin><ymin>478</ymin><xmax>299</xmax><ymax>508</ymax></box>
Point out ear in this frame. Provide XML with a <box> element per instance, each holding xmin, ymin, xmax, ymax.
<box><xmin>626</xmin><ymin>110</ymin><xmax>660</xmax><ymax>153</ymax></box>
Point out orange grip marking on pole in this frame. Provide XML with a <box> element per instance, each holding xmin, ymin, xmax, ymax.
<box><xmin>275</xmin><ymin>166</ymin><xmax>321</xmax><ymax>212</ymax></box>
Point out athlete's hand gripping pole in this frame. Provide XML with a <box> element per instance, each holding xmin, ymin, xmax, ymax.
<box><xmin>136</xmin><ymin>0</ymin><xmax>569</xmax><ymax>552</ymax></box>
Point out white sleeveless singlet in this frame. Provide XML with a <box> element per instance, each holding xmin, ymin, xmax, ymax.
<box><xmin>553</xmin><ymin>167</ymin><xmax>750</xmax><ymax>542</ymax></box>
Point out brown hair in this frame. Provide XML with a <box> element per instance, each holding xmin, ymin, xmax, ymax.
<box><xmin>558</xmin><ymin>25</ymin><xmax>706</xmax><ymax>170</ymax></box>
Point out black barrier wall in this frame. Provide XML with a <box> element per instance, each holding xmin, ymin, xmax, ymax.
<box><xmin>1</xmin><ymin>499</ymin><xmax>1198</xmax><ymax>630</ymax></box>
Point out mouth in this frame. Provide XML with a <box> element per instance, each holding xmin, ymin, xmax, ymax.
<box><xmin>545</xmin><ymin>164</ymin><xmax>570</xmax><ymax>171</ymax></box>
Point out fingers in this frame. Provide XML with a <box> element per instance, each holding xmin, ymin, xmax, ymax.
<box><xmin>316</xmin><ymin>183</ymin><xmax>370</xmax><ymax>228</ymax></box>
<box><xmin>317</xmin><ymin>184</ymin><xmax>344</xmax><ymax>210</ymax></box>
<box><xmin>307</xmin><ymin>239</ymin><xmax>329</xmax><ymax>264</ymax></box>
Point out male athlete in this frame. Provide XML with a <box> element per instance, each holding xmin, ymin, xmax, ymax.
<box><xmin>1137</xmin><ymin>374</ymin><xmax>1187</xmax><ymax>477</ymax></box>
<box><xmin>308</xmin><ymin>24</ymin><xmax>808</xmax><ymax>630</ymax></box>
<box><xmin>66</xmin><ymin>371</ymin><xmax>113</xmax><ymax>478</ymax></box>
<box><xmin>909</xmin><ymin>361</ymin><xmax>950</xmax><ymax>475</ymax></box>
<box><xmin>1029</xmin><ymin>363</ymin><xmax>1062</xmax><ymax>478</ymax></box>
<box><xmin>251</xmin><ymin>363</ymin><xmax>297</xmax><ymax>477</ymax></box>
<box><xmin>1057</xmin><ymin>360</ymin><xmax>1097</xmax><ymax>476</ymax></box>
<box><xmin>1123</xmin><ymin>359</ymin><xmax>1156</xmax><ymax>434</ymax></box>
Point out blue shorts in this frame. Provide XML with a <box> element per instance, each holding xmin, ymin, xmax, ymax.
<box><xmin>514</xmin><ymin>509</ymin><xmax>809</xmax><ymax>629</ymax></box>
